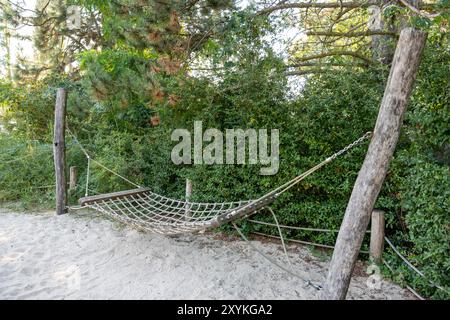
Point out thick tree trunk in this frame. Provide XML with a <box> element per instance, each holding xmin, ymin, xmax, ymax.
<box><xmin>368</xmin><ymin>1</ymin><xmax>396</xmax><ymax>65</ymax></box>
<box><xmin>368</xmin><ymin>1</ymin><xmax>421</xmax><ymax>65</ymax></box>
<box><xmin>321</xmin><ymin>28</ymin><xmax>427</xmax><ymax>300</ymax></box>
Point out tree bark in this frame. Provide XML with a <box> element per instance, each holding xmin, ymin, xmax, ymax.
<box><xmin>54</xmin><ymin>88</ymin><xmax>68</xmax><ymax>215</ymax></box>
<box><xmin>297</xmin><ymin>50</ymin><xmax>374</xmax><ymax>65</ymax></box>
<box><xmin>369</xmin><ymin>210</ymin><xmax>385</xmax><ymax>264</ymax></box>
<box><xmin>3</xmin><ymin>17</ymin><xmax>13</xmax><ymax>80</ymax></box>
<box><xmin>185</xmin><ymin>179</ymin><xmax>193</xmax><ymax>220</ymax></box>
<box><xmin>69</xmin><ymin>166</ymin><xmax>77</xmax><ymax>190</ymax></box>
<box><xmin>321</xmin><ymin>28</ymin><xmax>427</xmax><ymax>300</ymax></box>
<box><xmin>307</xmin><ymin>30</ymin><xmax>397</xmax><ymax>37</ymax></box>
<box><xmin>258</xmin><ymin>1</ymin><xmax>437</xmax><ymax>15</ymax></box>
<box><xmin>368</xmin><ymin>2</ymin><xmax>396</xmax><ymax>65</ymax></box>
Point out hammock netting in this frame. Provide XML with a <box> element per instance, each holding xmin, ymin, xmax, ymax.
<box><xmin>79</xmin><ymin>188</ymin><xmax>273</xmax><ymax>235</ymax></box>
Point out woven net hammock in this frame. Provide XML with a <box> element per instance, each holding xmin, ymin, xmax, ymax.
<box><xmin>79</xmin><ymin>188</ymin><xmax>265</xmax><ymax>235</ymax></box>
<box><xmin>74</xmin><ymin>132</ymin><xmax>372</xmax><ymax>235</ymax></box>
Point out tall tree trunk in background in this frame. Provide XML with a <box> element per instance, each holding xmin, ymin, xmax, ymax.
<box><xmin>368</xmin><ymin>0</ymin><xmax>421</xmax><ymax>66</ymax></box>
<box><xmin>3</xmin><ymin>18</ymin><xmax>13</xmax><ymax>80</ymax></box>
<box><xmin>368</xmin><ymin>1</ymin><xmax>395</xmax><ymax>65</ymax></box>
<box><xmin>321</xmin><ymin>28</ymin><xmax>427</xmax><ymax>300</ymax></box>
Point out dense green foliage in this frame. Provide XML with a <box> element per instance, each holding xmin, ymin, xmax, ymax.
<box><xmin>378</xmin><ymin>38</ymin><xmax>449</xmax><ymax>299</ymax></box>
<box><xmin>0</xmin><ymin>0</ymin><xmax>448</xmax><ymax>299</ymax></box>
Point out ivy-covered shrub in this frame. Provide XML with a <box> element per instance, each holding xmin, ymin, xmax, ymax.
<box><xmin>391</xmin><ymin>159</ymin><xmax>449</xmax><ymax>299</ymax></box>
<box><xmin>378</xmin><ymin>35</ymin><xmax>449</xmax><ymax>299</ymax></box>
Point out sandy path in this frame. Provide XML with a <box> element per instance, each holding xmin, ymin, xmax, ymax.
<box><xmin>0</xmin><ymin>209</ymin><xmax>412</xmax><ymax>300</ymax></box>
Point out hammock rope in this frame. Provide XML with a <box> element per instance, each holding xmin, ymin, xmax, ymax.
<box><xmin>232</xmin><ymin>221</ymin><xmax>323</xmax><ymax>291</ymax></box>
<box><xmin>66</xmin><ymin>127</ymin><xmax>372</xmax><ymax>235</ymax></box>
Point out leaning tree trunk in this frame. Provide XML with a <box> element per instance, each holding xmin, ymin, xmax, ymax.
<box><xmin>321</xmin><ymin>28</ymin><xmax>427</xmax><ymax>300</ymax></box>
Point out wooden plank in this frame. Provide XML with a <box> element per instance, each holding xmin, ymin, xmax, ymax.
<box><xmin>370</xmin><ymin>210</ymin><xmax>385</xmax><ymax>264</ymax></box>
<box><xmin>79</xmin><ymin>187</ymin><xmax>151</xmax><ymax>206</ymax></box>
<box><xmin>321</xmin><ymin>28</ymin><xmax>427</xmax><ymax>300</ymax></box>
<box><xmin>54</xmin><ymin>88</ymin><xmax>68</xmax><ymax>215</ymax></box>
<box><xmin>215</xmin><ymin>192</ymin><xmax>276</xmax><ymax>227</ymax></box>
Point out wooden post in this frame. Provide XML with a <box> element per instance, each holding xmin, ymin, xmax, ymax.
<box><xmin>370</xmin><ymin>210</ymin><xmax>385</xmax><ymax>264</ymax></box>
<box><xmin>69</xmin><ymin>166</ymin><xmax>77</xmax><ymax>190</ymax></box>
<box><xmin>185</xmin><ymin>179</ymin><xmax>192</xmax><ymax>220</ymax></box>
<box><xmin>321</xmin><ymin>28</ymin><xmax>427</xmax><ymax>300</ymax></box>
<box><xmin>54</xmin><ymin>88</ymin><xmax>68</xmax><ymax>215</ymax></box>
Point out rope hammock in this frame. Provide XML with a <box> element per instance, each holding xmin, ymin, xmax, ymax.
<box><xmin>69</xmin><ymin>128</ymin><xmax>372</xmax><ymax>235</ymax></box>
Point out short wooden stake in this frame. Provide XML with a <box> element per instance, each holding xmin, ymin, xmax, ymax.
<box><xmin>53</xmin><ymin>88</ymin><xmax>68</xmax><ymax>215</ymax></box>
<box><xmin>69</xmin><ymin>166</ymin><xmax>77</xmax><ymax>190</ymax></box>
<box><xmin>185</xmin><ymin>179</ymin><xmax>192</xmax><ymax>220</ymax></box>
<box><xmin>370</xmin><ymin>209</ymin><xmax>385</xmax><ymax>264</ymax></box>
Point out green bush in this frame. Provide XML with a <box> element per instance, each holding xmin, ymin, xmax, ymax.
<box><xmin>0</xmin><ymin>134</ymin><xmax>55</xmax><ymax>209</ymax></box>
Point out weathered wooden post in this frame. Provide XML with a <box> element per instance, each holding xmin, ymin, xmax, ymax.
<box><xmin>54</xmin><ymin>88</ymin><xmax>68</xmax><ymax>215</ymax></box>
<box><xmin>370</xmin><ymin>210</ymin><xmax>385</xmax><ymax>264</ymax></box>
<box><xmin>69</xmin><ymin>166</ymin><xmax>77</xmax><ymax>191</ymax></box>
<box><xmin>185</xmin><ymin>179</ymin><xmax>192</xmax><ymax>220</ymax></box>
<box><xmin>321</xmin><ymin>28</ymin><xmax>427</xmax><ymax>300</ymax></box>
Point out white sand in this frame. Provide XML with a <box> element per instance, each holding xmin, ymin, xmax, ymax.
<box><xmin>0</xmin><ymin>208</ymin><xmax>413</xmax><ymax>300</ymax></box>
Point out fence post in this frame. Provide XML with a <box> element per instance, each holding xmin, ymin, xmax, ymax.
<box><xmin>370</xmin><ymin>209</ymin><xmax>385</xmax><ymax>264</ymax></box>
<box><xmin>69</xmin><ymin>166</ymin><xmax>77</xmax><ymax>191</ymax></box>
<box><xmin>53</xmin><ymin>88</ymin><xmax>68</xmax><ymax>215</ymax></box>
<box><xmin>185</xmin><ymin>179</ymin><xmax>192</xmax><ymax>220</ymax></box>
